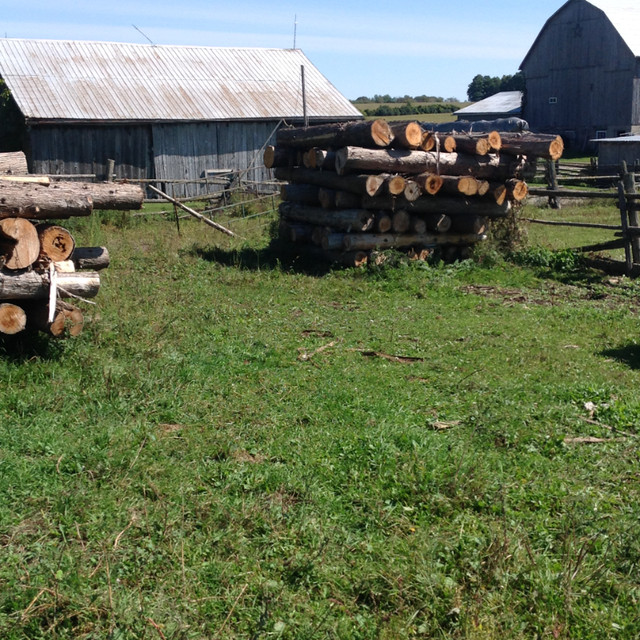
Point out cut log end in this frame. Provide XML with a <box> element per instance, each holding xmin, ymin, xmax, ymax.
<box><xmin>38</xmin><ymin>224</ymin><xmax>76</xmax><ymax>262</ymax></box>
<box><xmin>0</xmin><ymin>302</ymin><xmax>27</xmax><ymax>334</ymax></box>
<box><xmin>0</xmin><ymin>217</ymin><xmax>40</xmax><ymax>270</ymax></box>
<box><xmin>371</xmin><ymin>119</ymin><xmax>394</xmax><ymax>147</ymax></box>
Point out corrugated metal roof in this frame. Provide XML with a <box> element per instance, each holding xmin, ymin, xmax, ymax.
<box><xmin>592</xmin><ymin>135</ymin><xmax>640</xmax><ymax>143</ymax></box>
<box><xmin>454</xmin><ymin>91</ymin><xmax>522</xmax><ymax>117</ymax></box>
<box><xmin>0</xmin><ymin>38</ymin><xmax>362</xmax><ymax>123</ymax></box>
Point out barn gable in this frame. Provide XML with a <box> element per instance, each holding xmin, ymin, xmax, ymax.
<box><xmin>520</xmin><ymin>0</ymin><xmax>640</xmax><ymax>150</ymax></box>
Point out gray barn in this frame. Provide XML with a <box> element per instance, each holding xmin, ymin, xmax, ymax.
<box><xmin>0</xmin><ymin>39</ymin><xmax>362</xmax><ymax>197</ymax></box>
<box><xmin>520</xmin><ymin>0</ymin><xmax>640</xmax><ymax>151</ymax></box>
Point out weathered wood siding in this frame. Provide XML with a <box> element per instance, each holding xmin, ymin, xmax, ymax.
<box><xmin>152</xmin><ymin>121</ymin><xmax>277</xmax><ymax>198</ymax></box>
<box><xmin>521</xmin><ymin>0</ymin><xmax>639</xmax><ymax>150</ymax></box>
<box><xmin>28</xmin><ymin>125</ymin><xmax>154</xmax><ymax>180</ymax></box>
<box><xmin>597</xmin><ymin>141</ymin><xmax>640</xmax><ymax>170</ymax></box>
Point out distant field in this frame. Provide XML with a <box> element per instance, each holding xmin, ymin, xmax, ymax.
<box><xmin>352</xmin><ymin>101</ymin><xmax>469</xmax><ymax>124</ymax></box>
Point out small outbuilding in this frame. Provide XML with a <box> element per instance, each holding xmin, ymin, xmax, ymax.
<box><xmin>453</xmin><ymin>91</ymin><xmax>523</xmax><ymax>122</ymax></box>
<box><xmin>0</xmin><ymin>38</ymin><xmax>362</xmax><ymax>197</ymax></box>
<box><xmin>592</xmin><ymin>135</ymin><xmax>640</xmax><ymax>172</ymax></box>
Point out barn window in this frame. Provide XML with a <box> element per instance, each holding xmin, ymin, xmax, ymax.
<box><xmin>549</xmin><ymin>97</ymin><xmax>558</xmax><ymax>104</ymax></box>
<box><xmin>595</xmin><ymin>130</ymin><xmax>608</xmax><ymax>139</ymax></box>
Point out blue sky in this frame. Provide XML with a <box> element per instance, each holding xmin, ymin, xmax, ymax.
<box><xmin>1</xmin><ymin>0</ymin><xmax>567</xmax><ymax>101</ymax></box>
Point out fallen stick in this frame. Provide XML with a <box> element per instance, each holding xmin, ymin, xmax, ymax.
<box><xmin>148</xmin><ymin>185</ymin><xmax>237</xmax><ymax>237</ymax></box>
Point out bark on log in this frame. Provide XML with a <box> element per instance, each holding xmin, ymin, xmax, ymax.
<box><xmin>390</xmin><ymin>122</ymin><xmax>424</xmax><ymax>149</ymax></box>
<box><xmin>438</xmin><ymin>175</ymin><xmax>480</xmax><ymax>196</ymax></box>
<box><xmin>335</xmin><ymin>147</ymin><xmax>528</xmax><ymax>180</ymax></box>
<box><xmin>342</xmin><ymin>232</ymin><xmax>486</xmax><ymax>251</ymax></box>
<box><xmin>498</xmin><ymin>133</ymin><xmax>564</xmax><ymax>161</ymax></box>
<box><xmin>275</xmin><ymin>167</ymin><xmax>378</xmax><ymax>197</ymax></box>
<box><xmin>279</xmin><ymin>202</ymin><xmax>374</xmax><ymax>232</ymax></box>
<box><xmin>0</xmin><ymin>269</ymin><xmax>100</xmax><ymax>300</ymax></box>
<box><xmin>70</xmin><ymin>246</ymin><xmax>110</xmax><ymax>271</ymax></box>
<box><xmin>276</xmin><ymin>119</ymin><xmax>394</xmax><ymax>150</ymax></box>
<box><xmin>0</xmin><ymin>183</ymin><xmax>93</xmax><ymax>219</ymax></box>
<box><xmin>312</xmin><ymin>149</ymin><xmax>337</xmax><ymax>171</ymax></box>
<box><xmin>318</xmin><ymin>189</ymin><xmax>361</xmax><ymax>210</ymax></box>
<box><xmin>449</xmin><ymin>216</ymin><xmax>488</xmax><ymax>235</ymax></box>
<box><xmin>0</xmin><ymin>302</ymin><xmax>26</xmax><ymax>334</ymax></box>
<box><xmin>50</xmin><ymin>181</ymin><xmax>144</xmax><ymax>210</ymax></box>
<box><xmin>37</xmin><ymin>223</ymin><xmax>75</xmax><ymax>262</ymax></box>
<box><xmin>0</xmin><ymin>218</ymin><xmax>40</xmax><ymax>269</ymax></box>
<box><xmin>280</xmin><ymin>183</ymin><xmax>321</xmax><ymax>206</ymax></box>
<box><xmin>361</xmin><ymin>194</ymin><xmax>511</xmax><ymax>218</ymax></box>
<box><xmin>411</xmin><ymin>216</ymin><xmax>427</xmax><ymax>235</ymax></box>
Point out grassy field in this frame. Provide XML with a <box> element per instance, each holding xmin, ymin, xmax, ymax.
<box><xmin>351</xmin><ymin>103</ymin><xmax>464</xmax><ymax>124</ymax></box>
<box><xmin>1</xmin><ymin>198</ymin><xmax>640</xmax><ymax>639</ymax></box>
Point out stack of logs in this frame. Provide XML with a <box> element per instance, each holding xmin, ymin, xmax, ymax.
<box><xmin>265</xmin><ymin>119</ymin><xmax>563</xmax><ymax>266</ymax></box>
<box><xmin>0</xmin><ymin>178</ymin><xmax>144</xmax><ymax>337</ymax></box>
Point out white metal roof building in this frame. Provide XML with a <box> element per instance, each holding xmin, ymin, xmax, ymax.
<box><xmin>0</xmin><ymin>38</ymin><xmax>361</xmax><ymax>194</ymax></box>
<box><xmin>453</xmin><ymin>92</ymin><xmax>523</xmax><ymax>122</ymax></box>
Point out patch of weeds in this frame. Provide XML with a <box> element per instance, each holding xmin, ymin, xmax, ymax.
<box><xmin>509</xmin><ymin>246</ymin><xmax>585</xmax><ymax>273</ymax></box>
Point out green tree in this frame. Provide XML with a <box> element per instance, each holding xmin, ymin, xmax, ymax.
<box><xmin>467</xmin><ymin>72</ymin><xmax>524</xmax><ymax>102</ymax></box>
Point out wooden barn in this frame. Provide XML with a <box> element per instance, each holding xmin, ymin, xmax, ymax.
<box><xmin>0</xmin><ymin>38</ymin><xmax>361</xmax><ymax>197</ymax></box>
<box><xmin>520</xmin><ymin>0</ymin><xmax>640</xmax><ymax>151</ymax></box>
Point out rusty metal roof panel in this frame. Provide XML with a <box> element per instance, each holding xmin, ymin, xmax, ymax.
<box><xmin>0</xmin><ymin>38</ymin><xmax>362</xmax><ymax>123</ymax></box>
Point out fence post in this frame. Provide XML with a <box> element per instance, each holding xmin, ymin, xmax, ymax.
<box><xmin>546</xmin><ymin>159</ymin><xmax>560</xmax><ymax>209</ymax></box>
<box><xmin>621</xmin><ymin>161</ymin><xmax>640</xmax><ymax>266</ymax></box>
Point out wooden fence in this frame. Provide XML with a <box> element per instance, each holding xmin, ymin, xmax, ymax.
<box><xmin>526</xmin><ymin>160</ymin><xmax>640</xmax><ymax>275</ymax></box>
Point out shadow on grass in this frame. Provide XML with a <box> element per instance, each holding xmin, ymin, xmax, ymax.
<box><xmin>187</xmin><ymin>239</ymin><xmax>338</xmax><ymax>276</ymax></box>
<box><xmin>601</xmin><ymin>344</ymin><xmax>640</xmax><ymax>370</ymax></box>
<box><xmin>0</xmin><ymin>330</ymin><xmax>67</xmax><ymax>363</ymax></box>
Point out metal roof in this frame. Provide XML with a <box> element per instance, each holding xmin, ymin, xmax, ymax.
<box><xmin>454</xmin><ymin>91</ymin><xmax>522</xmax><ymax>117</ymax></box>
<box><xmin>592</xmin><ymin>135</ymin><xmax>640</xmax><ymax>143</ymax></box>
<box><xmin>0</xmin><ymin>38</ymin><xmax>362</xmax><ymax>123</ymax></box>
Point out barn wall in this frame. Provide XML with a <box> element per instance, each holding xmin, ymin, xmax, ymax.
<box><xmin>521</xmin><ymin>0</ymin><xmax>637</xmax><ymax>149</ymax></box>
<box><xmin>152</xmin><ymin>121</ymin><xmax>278</xmax><ymax>198</ymax></box>
<box><xmin>27</xmin><ymin>124</ymin><xmax>153</xmax><ymax>180</ymax></box>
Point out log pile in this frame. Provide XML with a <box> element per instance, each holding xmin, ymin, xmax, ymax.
<box><xmin>266</xmin><ymin>119</ymin><xmax>563</xmax><ymax>266</ymax></box>
<box><xmin>0</xmin><ymin>178</ymin><xmax>143</xmax><ymax>337</ymax></box>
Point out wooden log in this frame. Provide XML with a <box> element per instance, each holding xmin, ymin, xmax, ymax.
<box><xmin>411</xmin><ymin>216</ymin><xmax>427</xmax><ymax>235</ymax></box>
<box><xmin>276</xmin><ymin>119</ymin><xmax>394</xmax><ymax>150</ymax></box>
<box><xmin>274</xmin><ymin>167</ymin><xmax>378</xmax><ymax>197</ymax></box>
<box><xmin>335</xmin><ymin>147</ymin><xmax>528</xmax><ymax>180</ymax></box>
<box><xmin>25</xmin><ymin>300</ymin><xmax>84</xmax><ymax>337</ymax></box>
<box><xmin>390</xmin><ymin>122</ymin><xmax>424</xmax><ymax>149</ymax></box>
<box><xmin>485</xmin><ymin>131</ymin><xmax>502</xmax><ymax>151</ymax></box>
<box><xmin>321</xmin><ymin>231</ymin><xmax>347</xmax><ymax>252</ymax></box>
<box><xmin>318</xmin><ymin>188</ymin><xmax>337</xmax><ymax>209</ymax></box>
<box><xmin>280</xmin><ymin>183</ymin><xmax>321</xmax><ymax>206</ymax></box>
<box><xmin>287</xmin><ymin>222</ymin><xmax>315</xmax><ymax>243</ymax></box>
<box><xmin>0</xmin><ymin>175</ymin><xmax>51</xmax><ymax>186</ymax></box>
<box><xmin>50</xmin><ymin>181</ymin><xmax>144</xmax><ymax>210</ymax></box>
<box><xmin>0</xmin><ymin>269</ymin><xmax>100</xmax><ymax>300</ymax></box>
<box><xmin>279</xmin><ymin>202</ymin><xmax>374</xmax><ymax>232</ymax></box>
<box><xmin>263</xmin><ymin>145</ymin><xmax>299</xmax><ymax>169</ymax></box>
<box><xmin>0</xmin><ymin>182</ymin><xmax>93</xmax><ymax>219</ymax></box>
<box><xmin>0</xmin><ymin>218</ymin><xmax>40</xmax><ymax>270</ymax></box>
<box><xmin>403</xmin><ymin>180</ymin><xmax>422</xmax><ymax>202</ymax></box>
<box><xmin>492</xmin><ymin>184</ymin><xmax>507</xmax><ymax>206</ymax></box>
<box><xmin>420</xmin><ymin>132</ymin><xmax>436</xmax><ymax>152</ymax></box>
<box><xmin>365</xmin><ymin>175</ymin><xmax>386</xmax><ymax>197</ymax></box>
<box><xmin>387</xmin><ymin>175</ymin><xmax>406</xmax><ymax>196</ymax></box>
<box><xmin>446</xmin><ymin>135</ymin><xmax>492</xmax><ymax>156</ymax></box>
<box><xmin>375</xmin><ymin>212</ymin><xmax>393</xmax><ymax>233</ymax></box>
<box><xmin>449</xmin><ymin>216</ymin><xmax>488</xmax><ymax>235</ymax></box>
<box><xmin>391</xmin><ymin>210</ymin><xmax>411</xmax><ymax>233</ymax></box>
<box><xmin>506</xmin><ymin>178</ymin><xmax>528</xmax><ymax>202</ymax></box>
<box><xmin>37</xmin><ymin>223</ymin><xmax>75</xmax><ymax>262</ymax></box>
<box><xmin>421</xmin><ymin>213</ymin><xmax>452</xmax><ymax>233</ymax></box>
<box><xmin>312</xmin><ymin>149</ymin><xmax>337</xmax><ymax>171</ymax></box>
<box><xmin>312</xmin><ymin>226</ymin><xmax>331</xmax><ymax>246</ymax></box>
<box><xmin>438</xmin><ymin>175</ymin><xmax>479</xmax><ymax>196</ymax></box>
<box><xmin>361</xmin><ymin>194</ymin><xmax>511</xmax><ymax>218</ymax></box>
<box><xmin>499</xmin><ymin>133</ymin><xmax>564</xmax><ymax>161</ymax></box>
<box><xmin>342</xmin><ymin>232</ymin><xmax>486</xmax><ymax>251</ymax></box>
<box><xmin>414</xmin><ymin>173</ymin><xmax>443</xmax><ymax>196</ymax></box>
<box><xmin>407</xmin><ymin>247</ymin><xmax>433</xmax><ymax>261</ymax></box>
<box><xmin>441</xmin><ymin>136</ymin><xmax>457</xmax><ymax>153</ymax></box>
<box><xmin>477</xmin><ymin>180</ymin><xmax>491</xmax><ymax>197</ymax></box>
<box><xmin>0</xmin><ymin>302</ymin><xmax>26</xmax><ymax>334</ymax></box>
<box><xmin>70</xmin><ymin>247</ymin><xmax>110</xmax><ymax>271</ymax></box>
<box><xmin>335</xmin><ymin>191</ymin><xmax>363</xmax><ymax>209</ymax></box>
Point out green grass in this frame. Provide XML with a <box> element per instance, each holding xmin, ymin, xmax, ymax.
<box><xmin>1</xmin><ymin>201</ymin><xmax>640</xmax><ymax>638</ymax></box>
